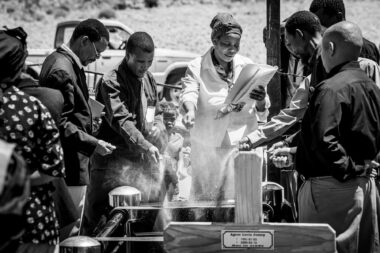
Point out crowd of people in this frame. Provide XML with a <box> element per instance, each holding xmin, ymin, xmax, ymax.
<box><xmin>0</xmin><ymin>0</ymin><xmax>380</xmax><ymax>252</ymax></box>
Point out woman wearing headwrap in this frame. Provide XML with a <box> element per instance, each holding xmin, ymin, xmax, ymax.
<box><xmin>180</xmin><ymin>13</ymin><xmax>270</xmax><ymax>201</ymax></box>
<box><xmin>0</xmin><ymin>27</ymin><xmax>65</xmax><ymax>253</ymax></box>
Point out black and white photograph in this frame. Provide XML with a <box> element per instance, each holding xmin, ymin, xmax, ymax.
<box><xmin>0</xmin><ymin>0</ymin><xmax>380</xmax><ymax>252</ymax></box>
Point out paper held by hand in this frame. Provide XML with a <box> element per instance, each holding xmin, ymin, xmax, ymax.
<box><xmin>89</xmin><ymin>97</ymin><xmax>105</xmax><ymax>118</ymax></box>
<box><xmin>225</xmin><ymin>63</ymin><xmax>278</xmax><ymax>105</ymax></box>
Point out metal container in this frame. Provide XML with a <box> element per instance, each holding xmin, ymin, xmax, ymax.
<box><xmin>60</xmin><ymin>236</ymin><xmax>101</xmax><ymax>253</ymax></box>
<box><xmin>262</xmin><ymin>182</ymin><xmax>284</xmax><ymax>221</ymax></box>
<box><xmin>108</xmin><ymin>186</ymin><xmax>141</xmax><ymax>207</ymax></box>
<box><xmin>262</xmin><ymin>182</ymin><xmax>284</xmax><ymax>207</ymax></box>
<box><xmin>109</xmin><ymin>186</ymin><xmax>141</xmax><ymax>220</ymax></box>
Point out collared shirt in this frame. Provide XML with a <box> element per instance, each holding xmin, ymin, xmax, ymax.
<box><xmin>181</xmin><ymin>47</ymin><xmax>270</xmax><ymax>147</ymax></box>
<box><xmin>211</xmin><ymin>48</ymin><xmax>234</xmax><ymax>91</ymax></box>
<box><xmin>96</xmin><ymin>58</ymin><xmax>160</xmax><ymax>156</ymax></box>
<box><xmin>247</xmin><ymin>56</ymin><xmax>380</xmax><ymax>148</ymax></box>
<box><xmin>60</xmin><ymin>44</ymin><xmax>83</xmax><ymax>69</ymax></box>
<box><xmin>296</xmin><ymin>61</ymin><xmax>380</xmax><ymax>181</ymax></box>
<box><xmin>286</xmin><ymin>55</ymin><xmax>305</xmax><ymax>106</ymax></box>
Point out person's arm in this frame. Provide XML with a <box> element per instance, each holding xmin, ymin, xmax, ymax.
<box><xmin>152</xmin><ymin>77</ymin><xmax>166</xmax><ymax>136</ymax></box>
<box><xmin>244</xmin><ymin>75</ymin><xmax>311</xmax><ymax>149</ymax></box>
<box><xmin>180</xmin><ymin>65</ymin><xmax>200</xmax><ymax>129</ymax></box>
<box><xmin>249</xmin><ymin>84</ymin><xmax>271</xmax><ymax>122</ymax></box>
<box><xmin>256</xmin><ymin>93</ymin><xmax>271</xmax><ymax>122</ymax></box>
<box><xmin>99</xmin><ymin>78</ymin><xmax>153</xmax><ymax>152</ymax></box>
<box><xmin>358</xmin><ymin>57</ymin><xmax>380</xmax><ymax>89</ymax></box>
<box><xmin>46</xmin><ymin>70</ymin><xmax>99</xmax><ymax>156</ymax></box>
<box><xmin>33</xmin><ymin>99</ymin><xmax>65</xmax><ymax>184</ymax></box>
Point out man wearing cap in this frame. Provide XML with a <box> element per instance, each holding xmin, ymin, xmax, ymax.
<box><xmin>181</xmin><ymin>13</ymin><xmax>270</xmax><ymax>201</ymax></box>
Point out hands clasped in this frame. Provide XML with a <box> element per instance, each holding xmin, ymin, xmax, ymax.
<box><xmin>268</xmin><ymin>141</ymin><xmax>297</xmax><ymax>168</ymax></box>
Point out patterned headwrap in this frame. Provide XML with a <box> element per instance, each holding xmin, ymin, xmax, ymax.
<box><xmin>0</xmin><ymin>27</ymin><xmax>28</xmax><ymax>84</ymax></box>
<box><xmin>210</xmin><ymin>13</ymin><xmax>243</xmax><ymax>41</ymax></box>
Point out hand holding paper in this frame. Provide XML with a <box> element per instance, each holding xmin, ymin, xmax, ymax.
<box><xmin>216</xmin><ymin>63</ymin><xmax>278</xmax><ymax>119</ymax></box>
<box><xmin>249</xmin><ymin>85</ymin><xmax>266</xmax><ymax>101</ymax></box>
<box><xmin>226</xmin><ymin>63</ymin><xmax>277</xmax><ymax>104</ymax></box>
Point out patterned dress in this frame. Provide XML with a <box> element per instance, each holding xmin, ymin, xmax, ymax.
<box><xmin>0</xmin><ymin>84</ymin><xmax>65</xmax><ymax>245</ymax></box>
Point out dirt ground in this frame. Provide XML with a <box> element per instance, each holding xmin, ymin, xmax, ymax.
<box><xmin>1</xmin><ymin>0</ymin><xmax>379</xmax><ymax>63</ymax></box>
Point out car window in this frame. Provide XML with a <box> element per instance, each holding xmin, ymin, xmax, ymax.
<box><xmin>55</xmin><ymin>26</ymin><xmax>75</xmax><ymax>48</ymax></box>
<box><xmin>108</xmin><ymin>26</ymin><xmax>130</xmax><ymax>50</ymax></box>
<box><xmin>63</xmin><ymin>27</ymin><xmax>75</xmax><ymax>46</ymax></box>
<box><xmin>55</xmin><ymin>25</ymin><xmax>131</xmax><ymax>50</ymax></box>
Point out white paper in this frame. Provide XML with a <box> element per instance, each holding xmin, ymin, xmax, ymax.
<box><xmin>178</xmin><ymin>176</ymin><xmax>192</xmax><ymax>200</ymax></box>
<box><xmin>0</xmin><ymin>141</ymin><xmax>16</xmax><ymax>195</ymax></box>
<box><xmin>88</xmin><ymin>97</ymin><xmax>105</xmax><ymax>118</ymax></box>
<box><xmin>227</xmin><ymin>125</ymin><xmax>247</xmax><ymax>145</ymax></box>
<box><xmin>146</xmin><ymin>106</ymin><xmax>156</xmax><ymax>123</ymax></box>
<box><xmin>225</xmin><ymin>64</ymin><xmax>278</xmax><ymax>105</ymax></box>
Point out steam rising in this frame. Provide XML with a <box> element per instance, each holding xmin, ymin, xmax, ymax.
<box><xmin>189</xmin><ymin>134</ymin><xmax>239</xmax><ymax>202</ymax></box>
<box><xmin>103</xmin><ymin>154</ymin><xmax>166</xmax><ymax>204</ymax></box>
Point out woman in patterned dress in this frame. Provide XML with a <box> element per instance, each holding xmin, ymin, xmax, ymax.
<box><xmin>0</xmin><ymin>27</ymin><xmax>65</xmax><ymax>253</ymax></box>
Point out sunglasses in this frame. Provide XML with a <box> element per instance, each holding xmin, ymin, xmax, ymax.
<box><xmin>91</xmin><ymin>41</ymin><xmax>101</xmax><ymax>58</ymax></box>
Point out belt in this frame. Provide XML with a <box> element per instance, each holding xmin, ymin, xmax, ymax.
<box><xmin>300</xmin><ymin>175</ymin><xmax>332</xmax><ymax>181</ymax></box>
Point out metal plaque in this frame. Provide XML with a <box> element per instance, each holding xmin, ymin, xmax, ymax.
<box><xmin>221</xmin><ymin>230</ymin><xmax>274</xmax><ymax>250</ymax></box>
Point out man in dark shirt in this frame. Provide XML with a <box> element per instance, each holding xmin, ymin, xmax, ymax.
<box><xmin>273</xmin><ymin>21</ymin><xmax>380</xmax><ymax>253</ymax></box>
<box><xmin>309</xmin><ymin>0</ymin><xmax>380</xmax><ymax>64</ymax></box>
<box><xmin>245</xmin><ymin>11</ymin><xmax>325</xmax><ymax>219</ymax></box>
<box><xmin>240</xmin><ymin>11</ymin><xmax>327</xmax><ymax>151</ymax></box>
<box><xmin>39</xmin><ymin>19</ymin><xmax>116</xmax><ymax>236</ymax></box>
<box><xmin>82</xmin><ymin>32</ymin><xmax>164</xmax><ymax>236</ymax></box>
<box><xmin>40</xmin><ymin>19</ymin><xmax>115</xmax><ymax>187</ymax></box>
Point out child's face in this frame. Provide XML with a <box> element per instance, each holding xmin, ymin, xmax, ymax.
<box><xmin>169</xmin><ymin>89</ymin><xmax>181</xmax><ymax>105</ymax></box>
<box><xmin>163</xmin><ymin>113</ymin><xmax>176</xmax><ymax>131</ymax></box>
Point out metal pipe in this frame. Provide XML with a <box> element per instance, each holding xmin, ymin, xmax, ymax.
<box><xmin>276</xmin><ymin>70</ymin><xmax>307</xmax><ymax>79</ymax></box>
<box><xmin>156</xmin><ymin>83</ymin><xmax>182</xmax><ymax>90</ymax></box>
<box><xmin>96</xmin><ymin>209</ymin><xmax>129</xmax><ymax>238</ymax></box>
<box><xmin>95</xmin><ymin>209</ymin><xmax>129</xmax><ymax>252</ymax></box>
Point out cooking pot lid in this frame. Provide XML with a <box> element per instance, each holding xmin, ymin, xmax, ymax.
<box><xmin>60</xmin><ymin>236</ymin><xmax>101</xmax><ymax>248</ymax></box>
<box><xmin>262</xmin><ymin>181</ymin><xmax>284</xmax><ymax>191</ymax></box>
<box><xmin>108</xmin><ymin>186</ymin><xmax>141</xmax><ymax>197</ymax></box>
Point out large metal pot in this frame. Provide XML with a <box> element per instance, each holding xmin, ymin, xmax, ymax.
<box><xmin>109</xmin><ymin>186</ymin><xmax>141</xmax><ymax>220</ymax></box>
<box><xmin>60</xmin><ymin>236</ymin><xmax>101</xmax><ymax>253</ymax></box>
<box><xmin>108</xmin><ymin>186</ymin><xmax>141</xmax><ymax>207</ymax></box>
